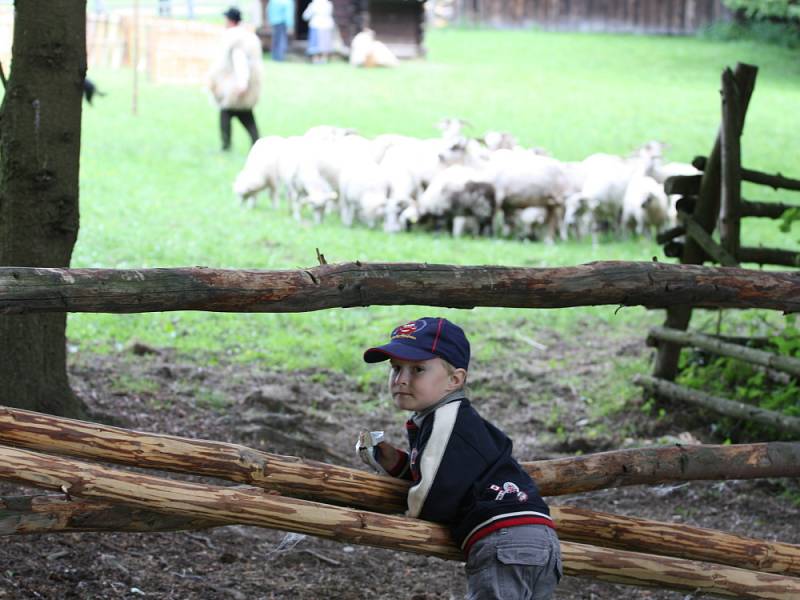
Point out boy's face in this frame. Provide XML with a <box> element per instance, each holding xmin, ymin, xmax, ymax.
<box><xmin>389</xmin><ymin>357</ymin><xmax>466</xmax><ymax>412</ymax></box>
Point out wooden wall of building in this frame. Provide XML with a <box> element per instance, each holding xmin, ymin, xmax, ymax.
<box><xmin>453</xmin><ymin>0</ymin><xmax>731</xmax><ymax>34</ymax></box>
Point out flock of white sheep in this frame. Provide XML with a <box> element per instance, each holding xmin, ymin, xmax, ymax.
<box><xmin>232</xmin><ymin>119</ymin><xmax>701</xmax><ymax>242</ymax></box>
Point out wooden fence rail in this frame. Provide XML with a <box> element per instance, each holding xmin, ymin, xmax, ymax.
<box><xmin>1</xmin><ymin>262</ymin><xmax>799</xmax><ymax>314</ymax></box>
<box><xmin>1</xmin><ymin>445</ymin><xmax>800</xmax><ymax>599</ymax></box>
<box><xmin>3</xmin><ymin>407</ymin><xmax>799</xmax><ymax>505</ymax></box>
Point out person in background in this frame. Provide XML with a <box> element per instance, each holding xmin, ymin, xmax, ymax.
<box><xmin>208</xmin><ymin>7</ymin><xmax>263</xmax><ymax>151</ymax></box>
<box><xmin>268</xmin><ymin>0</ymin><xmax>295</xmax><ymax>61</ymax></box>
<box><xmin>302</xmin><ymin>0</ymin><xmax>335</xmax><ymax>64</ymax></box>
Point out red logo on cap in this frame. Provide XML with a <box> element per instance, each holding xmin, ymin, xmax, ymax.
<box><xmin>396</xmin><ymin>323</ymin><xmax>417</xmax><ymax>336</ymax></box>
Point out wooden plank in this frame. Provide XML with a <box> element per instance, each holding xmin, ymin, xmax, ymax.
<box><xmin>3</xmin><ymin>262</ymin><xmax>800</xmax><ymax>315</ymax></box>
<box><xmin>648</xmin><ymin>326</ymin><xmax>800</xmax><ymax>377</ymax></box>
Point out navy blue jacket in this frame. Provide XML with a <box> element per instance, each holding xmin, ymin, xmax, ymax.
<box><xmin>387</xmin><ymin>392</ymin><xmax>553</xmax><ymax>555</ymax></box>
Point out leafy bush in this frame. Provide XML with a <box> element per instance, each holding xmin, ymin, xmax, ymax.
<box><xmin>701</xmin><ymin>19</ymin><xmax>800</xmax><ymax>47</ymax></box>
<box><xmin>678</xmin><ymin>315</ymin><xmax>800</xmax><ymax>441</ymax></box>
<box><xmin>723</xmin><ymin>0</ymin><xmax>800</xmax><ymax>20</ymax></box>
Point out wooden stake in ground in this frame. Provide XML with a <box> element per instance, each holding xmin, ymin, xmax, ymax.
<box><xmin>1</xmin><ymin>446</ymin><xmax>800</xmax><ymax>599</ymax></box>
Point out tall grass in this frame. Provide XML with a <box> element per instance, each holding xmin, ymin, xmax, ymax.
<box><xmin>68</xmin><ymin>27</ymin><xmax>800</xmax><ymax>377</ymax></box>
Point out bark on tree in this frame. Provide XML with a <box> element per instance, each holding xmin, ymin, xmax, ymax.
<box><xmin>0</xmin><ymin>1</ymin><xmax>87</xmax><ymax>418</ymax></box>
<box><xmin>2</xmin><ymin>447</ymin><xmax>800</xmax><ymax>598</ymax></box>
<box><xmin>1</xmin><ymin>262</ymin><xmax>800</xmax><ymax>314</ymax></box>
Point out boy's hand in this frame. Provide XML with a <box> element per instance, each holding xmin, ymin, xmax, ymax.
<box><xmin>355</xmin><ymin>430</ymin><xmax>389</xmax><ymax>475</ymax></box>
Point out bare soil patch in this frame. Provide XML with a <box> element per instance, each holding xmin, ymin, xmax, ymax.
<box><xmin>1</xmin><ymin>327</ymin><xmax>797</xmax><ymax>599</ymax></box>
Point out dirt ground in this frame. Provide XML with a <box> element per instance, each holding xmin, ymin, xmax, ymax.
<box><xmin>1</xmin><ymin>326</ymin><xmax>798</xmax><ymax>599</ymax></box>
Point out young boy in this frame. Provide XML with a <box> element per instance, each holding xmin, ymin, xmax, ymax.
<box><xmin>357</xmin><ymin>317</ymin><xmax>562</xmax><ymax>600</ymax></box>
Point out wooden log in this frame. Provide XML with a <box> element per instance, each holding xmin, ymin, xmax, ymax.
<box><xmin>5</xmin><ymin>493</ymin><xmax>800</xmax><ymax>578</ymax></box>
<box><xmin>525</xmin><ymin>442</ymin><xmax>800</xmax><ymax>496</ymax></box>
<box><xmin>0</xmin><ymin>494</ymin><xmax>217</xmax><ymax>534</ymax></box>
<box><xmin>740</xmin><ymin>167</ymin><xmax>800</xmax><ymax>192</ymax></box>
<box><xmin>678</xmin><ymin>212</ymin><xmax>739</xmax><ymax>267</ymax></box>
<box><xmin>633</xmin><ymin>375</ymin><xmax>800</xmax><ymax>436</ymax></box>
<box><xmin>692</xmin><ymin>157</ymin><xmax>800</xmax><ymax>193</ymax></box>
<box><xmin>738</xmin><ymin>247</ymin><xmax>800</xmax><ymax>268</ymax></box>
<box><xmin>0</xmin><ymin>405</ymin><xmax>411</xmax><ymax>513</ymax></box>
<box><xmin>3</xmin><ymin>406</ymin><xmax>800</xmax><ymax>504</ymax></box>
<box><xmin>741</xmin><ymin>200</ymin><xmax>797</xmax><ymax>219</ymax></box>
<box><xmin>664</xmin><ymin>174</ymin><xmax>702</xmax><ymax>195</ymax></box>
<box><xmin>648</xmin><ymin>326</ymin><xmax>800</xmax><ymax>378</ymax></box>
<box><xmin>720</xmin><ymin>67</ymin><xmax>743</xmax><ymax>258</ymax></box>
<box><xmin>1</xmin><ymin>262</ymin><xmax>800</xmax><ymax>314</ymax></box>
<box><xmin>2</xmin><ymin>447</ymin><xmax>800</xmax><ymax>599</ymax></box>
<box><xmin>552</xmin><ymin>506</ymin><xmax>800</xmax><ymax>577</ymax></box>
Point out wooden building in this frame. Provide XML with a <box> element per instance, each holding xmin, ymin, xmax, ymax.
<box><xmin>451</xmin><ymin>0</ymin><xmax>731</xmax><ymax>34</ymax></box>
<box><xmin>292</xmin><ymin>0</ymin><xmax>427</xmax><ymax>58</ymax></box>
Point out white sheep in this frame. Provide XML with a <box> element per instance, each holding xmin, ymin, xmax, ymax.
<box><xmin>338</xmin><ymin>156</ymin><xmax>392</xmax><ymax>229</ymax></box>
<box><xmin>621</xmin><ymin>174</ymin><xmax>674</xmax><ymax>237</ymax></box>
<box><xmin>379</xmin><ymin>136</ymin><xmax>488</xmax><ymax>231</ymax></box>
<box><xmin>349</xmin><ymin>29</ymin><xmax>399</xmax><ymax>68</ymax></box>
<box><xmin>483</xmin><ymin>149</ymin><xmax>569</xmax><ymax>242</ymax></box>
<box><xmin>562</xmin><ymin>145</ymin><xmax>662</xmax><ymax>241</ymax></box>
<box><xmin>408</xmin><ymin>165</ymin><xmax>497</xmax><ymax>237</ymax></box>
<box><xmin>232</xmin><ymin>135</ymin><xmax>285</xmax><ymax>209</ymax></box>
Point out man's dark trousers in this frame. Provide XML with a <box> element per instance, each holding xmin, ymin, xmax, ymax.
<box><xmin>220</xmin><ymin>109</ymin><xmax>260</xmax><ymax>150</ymax></box>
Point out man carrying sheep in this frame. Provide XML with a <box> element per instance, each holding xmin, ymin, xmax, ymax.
<box><xmin>208</xmin><ymin>7</ymin><xmax>263</xmax><ymax>151</ymax></box>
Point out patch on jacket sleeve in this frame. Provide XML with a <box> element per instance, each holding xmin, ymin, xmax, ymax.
<box><xmin>488</xmin><ymin>482</ymin><xmax>528</xmax><ymax>502</ymax></box>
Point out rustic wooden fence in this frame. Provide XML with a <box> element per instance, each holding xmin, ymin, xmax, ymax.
<box><xmin>450</xmin><ymin>0</ymin><xmax>731</xmax><ymax>34</ymax></box>
<box><xmin>1</xmin><ymin>405</ymin><xmax>800</xmax><ymax>597</ymax></box>
<box><xmin>641</xmin><ymin>64</ymin><xmax>800</xmax><ymax>431</ymax></box>
<box><xmin>1</xmin><ymin>259</ymin><xmax>800</xmax><ymax>595</ymax></box>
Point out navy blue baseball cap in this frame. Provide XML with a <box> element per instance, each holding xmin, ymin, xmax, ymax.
<box><xmin>364</xmin><ymin>317</ymin><xmax>470</xmax><ymax>370</ymax></box>
<box><xmin>223</xmin><ymin>7</ymin><xmax>242</xmax><ymax>22</ymax></box>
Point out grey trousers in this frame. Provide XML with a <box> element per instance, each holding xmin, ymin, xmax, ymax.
<box><xmin>465</xmin><ymin>525</ymin><xmax>562</xmax><ymax>600</ymax></box>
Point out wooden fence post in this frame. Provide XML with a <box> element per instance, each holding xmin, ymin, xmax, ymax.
<box><xmin>653</xmin><ymin>63</ymin><xmax>759</xmax><ymax>381</ymax></box>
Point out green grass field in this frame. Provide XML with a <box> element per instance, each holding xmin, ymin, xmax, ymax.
<box><xmin>69</xmin><ymin>27</ymin><xmax>799</xmax><ymax>380</ymax></box>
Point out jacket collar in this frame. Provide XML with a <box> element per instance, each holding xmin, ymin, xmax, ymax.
<box><xmin>411</xmin><ymin>389</ymin><xmax>466</xmax><ymax>427</ymax></box>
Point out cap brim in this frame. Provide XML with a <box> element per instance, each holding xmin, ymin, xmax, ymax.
<box><xmin>363</xmin><ymin>342</ymin><xmax>437</xmax><ymax>364</ymax></box>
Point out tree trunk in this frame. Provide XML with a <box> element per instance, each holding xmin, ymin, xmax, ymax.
<box><xmin>3</xmin><ymin>448</ymin><xmax>800</xmax><ymax>598</ymax></box>
<box><xmin>0</xmin><ymin>1</ymin><xmax>87</xmax><ymax>418</ymax></box>
<box><xmin>2</xmin><ymin>262</ymin><xmax>800</xmax><ymax>314</ymax></box>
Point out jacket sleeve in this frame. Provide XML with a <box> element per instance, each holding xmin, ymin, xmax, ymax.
<box><xmin>407</xmin><ymin>402</ymin><xmax>487</xmax><ymax>522</ymax></box>
<box><xmin>387</xmin><ymin>450</ymin><xmax>412</xmax><ymax>480</ymax></box>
